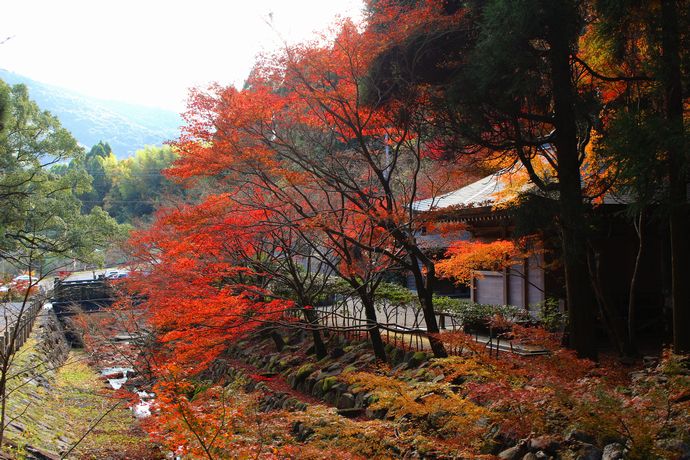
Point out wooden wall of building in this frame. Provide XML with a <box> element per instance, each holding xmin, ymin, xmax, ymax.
<box><xmin>472</xmin><ymin>253</ymin><xmax>545</xmax><ymax>313</ymax></box>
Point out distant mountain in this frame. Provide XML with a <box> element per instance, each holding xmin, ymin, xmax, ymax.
<box><xmin>1</xmin><ymin>69</ymin><xmax>182</xmax><ymax>159</ymax></box>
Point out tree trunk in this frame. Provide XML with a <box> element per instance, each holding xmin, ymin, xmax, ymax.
<box><xmin>661</xmin><ymin>0</ymin><xmax>690</xmax><ymax>353</ymax></box>
<box><xmin>0</xmin><ymin>369</ymin><xmax>6</xmax><ymax>448</ymax></box>
<box><xmin>627</xmin><ymin>211</ymin><xmax>644</xmax><ymax>355</ymax></box>
<box><xmin>588</xmin><ymin>247</ymin><xmax>629</xmax><ymax>356</ymax></box>
<box><xmin>303</xmin><ymin>308</ymin><xmax>327</xmax><ymax>359</ymax></box>
<box><xmin>548</xmin><ymin>12</ymin><xmax>598</xmax><ymax>360</ymax></box>
<box><xmin>270</xmin><ymin>330</ymin><xmax>285</xmax><ymax>352</ymax></box>
<box><xmin>409</xmin><ymin>257</ymin><xmax>448</xmax><ymax>358</ymax></box>
<box><xmin>358</xmin><ymin>293</ymin><xmax>387</xmax><ymax>361</ymax></box>
<box><xmin>558</xmin><ymin>171</ymin><xmax>598</xmax><ymax>361</ymax></box>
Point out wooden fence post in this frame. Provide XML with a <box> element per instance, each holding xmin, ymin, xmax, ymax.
<box><xmin>10</xmin><ymin>326</ymin><xmax>16</xmax><ymax>353</ymax></box>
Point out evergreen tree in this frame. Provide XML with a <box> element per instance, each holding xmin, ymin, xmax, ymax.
<box><xmin>591</xmin><ymin>0</ymin><xmax>689</xmax><ymax>352</ymax></box>
<box><xmin>103</xmin><ymin>145</ymin><xmax>180</xmax><ymax>224</ymax></box>
<box><xmin>78</xmin><ymin>141</ymin><xmax>115</xmax><ymax>213</ymax></box>
<box><xmin>0</xmin><ymin>81</ymin><xmax>120</xmax><ymax>275</ymax></box>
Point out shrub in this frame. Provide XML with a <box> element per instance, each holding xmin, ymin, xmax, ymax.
<box><xmin>434</xmin><ymin>298</ymin><xmax>527</xmax><ymax>332</ymax></box>
<box><xmin>535</xmin><ymin>298</ymin><xmax>568</xmax><ymax>332</ymax></box>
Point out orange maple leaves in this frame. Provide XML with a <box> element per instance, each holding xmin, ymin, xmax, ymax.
<box><xmin>436</xmin><ymin>240</ymin><xmax>519</xmax><ymax>285</ymax></box>
<box><xmin>124</xmin><ymin>194</ymin><xmax>291</xmax><ymax>374</ymax></box>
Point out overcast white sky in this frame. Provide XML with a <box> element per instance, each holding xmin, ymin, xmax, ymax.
<box><xmin>0</xmin><ymin>0</ymin><xmax>364</xmax><ymax>112</ymax></box>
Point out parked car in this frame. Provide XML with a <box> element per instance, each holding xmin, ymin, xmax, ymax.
<box><xmin>6</xmin><ymin>274</ymin><xmax>38</xmax><ymax>296</ymax></box>
<box><xmin>12</xmin><ymin>274</ymin><xmax>32</xmax><ymax>284</ymax></box>
<box><xmin>106</xmin><ymin>270</ymin><xmax>129</xmax><ymax>280</ymax></box>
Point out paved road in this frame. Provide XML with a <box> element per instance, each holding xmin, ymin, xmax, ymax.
<box><xmin>3</xmin><ymin>266</ymin><xmax>128</xmax><ymax>294</ymax></box>
<box><xmin>61</xmin><ymin>266</ymin><xmax>130</xmax><ymax>282</ymax></box>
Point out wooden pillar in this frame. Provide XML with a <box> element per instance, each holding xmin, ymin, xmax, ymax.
<box><xmin>503</xmin><ymin>267</ymin><xmax>509</xmax><ymax>306</ymax></box>
<box><xmin>9</xmin><ymin>327</ymin><xmax>15</xmax><ymax>353</ymax></box>
<box><xmin>522</xmin><ymin>257</ymin><xmax>529</xmax><ymax>309</ymax></box>
<box><xmin>470</xmin><ymin>276</ymin><xmax>476</xmax><ymax>303</ymax></box>
<box><xmin>502</xmin><ymin>224</ymin><xmax>510</xmax><ymax>306</ymax></box>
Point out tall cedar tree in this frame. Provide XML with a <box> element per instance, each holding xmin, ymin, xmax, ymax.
<box><xmin>587</xmin><ymin>0</ymin><xmax>689</xmax><ymax>353</ymax></box>
<box><xmin>660</xmin><ymin>0</ymin><xmax>689</xmax><ymax>353</ymax></box>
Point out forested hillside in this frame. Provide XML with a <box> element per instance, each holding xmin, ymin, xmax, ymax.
<box><xmin>69</xmin><ymin>141</ymin><xmax>183</xmax><ymax>224</ymax></box>
<box><xmin>0</xmin><ymin>69</ymin><xmax>181</xmax><ymax>158</ymax></box>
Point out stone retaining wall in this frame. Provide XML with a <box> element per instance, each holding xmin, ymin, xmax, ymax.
<box><xmin>2</xmin><ymin>307</ymin><xmax>70</xmax><ymax>459</ymax></box>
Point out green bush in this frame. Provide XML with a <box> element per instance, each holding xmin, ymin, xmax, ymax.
<box><xmin>434</xmin><ymin>296</ymin><xmax>528</xmax><ymax>330</ymax></box>
<box><xmin>535</xmin><ymin>298</ymin><xmax>567</xmax><ymax>332</ymax></box>
<box><xmin>432</xmin><ymin>295</ymin><xmax>471</xmax><ymax>314</ymax></box>
<box><xmin>375</xmin><ymin>282</ymin><xmax>417</xmax><ymax>307</ymax></box>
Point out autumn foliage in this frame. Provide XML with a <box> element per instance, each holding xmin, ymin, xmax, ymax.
<box><xmin>126</xmin><ymin>195</ymin><xmax>291</xmax><ymax>373</ymax></box>
<box><xmin>94</xmin><ymin>0</ymin><xmax>690</xmax><ymax>457</ymax></box>
<box><xmin>436</xmin><ymin>240</ymin><xmax>519</xmax><ymax>284</ymax></box>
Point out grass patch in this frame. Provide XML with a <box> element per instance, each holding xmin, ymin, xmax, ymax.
<box><xmin>46</xmin><ymin>351</ymin><xmax>156</xmax><ymax>459</ymax></box>
<box><xmin>4</xmin><ymin>341</ymin><xmax>157</xmax><ymax>459</ymax></box>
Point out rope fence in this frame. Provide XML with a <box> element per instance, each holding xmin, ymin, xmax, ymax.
<box><xmin>284</xmin><ymin>298</ymin><xmax>466</xmax><ymax>353</ymax></box>
<box><xmin>283</xmin><ymin>298</ymin><xmax>547</xmax><ymax>356</ymax></box>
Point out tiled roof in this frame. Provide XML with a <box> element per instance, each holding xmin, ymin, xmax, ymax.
<box><xmin>412</xmin><ymin>170</ymin><xmax>639</xmax><ymax>213</ymax></box>
<box><xmin>412</xmin><ymin>172</ymin><xmax>508</xmax><ymax>212</ymax></box>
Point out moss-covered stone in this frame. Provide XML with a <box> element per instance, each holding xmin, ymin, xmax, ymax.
<box><xmin>367</xmin><ymin>393</ymin><xmax>380</xmax><ymax>404</ymax></box>
<box><xmin>295</xmin><ymin>363</ymin><xmax>315</xmax><ymax>382</ymax></box>
<box><xmin>413</xmin><ymin>351</ymin><xmax>428</xmax><ymax>362</ymax></box>
<box><xmin>322</xmin><ymin>376</ymin><xmax>338</xmax><ymax>392</ymax></box>
<box><xmin>407</xmin><ymin>351</ymin><xmax>429</xmax><ymax>367</ymax></box>
<box><xmin>5</xmin><ymin>344</ymin><xmax>154</xmax><ymax>458</ymax></box>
